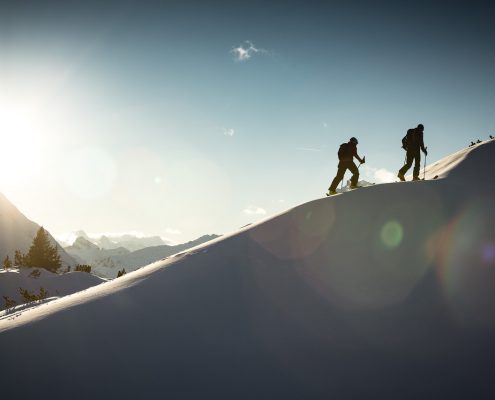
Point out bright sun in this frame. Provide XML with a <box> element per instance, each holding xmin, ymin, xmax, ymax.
<box><xmin>0</xmin><ymin>105</ymin><xmax>44</xmax><ymax>183</ymax></box>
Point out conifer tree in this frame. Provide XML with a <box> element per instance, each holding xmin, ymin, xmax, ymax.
<box><xmin>3</xmin><ymin>255</ymin><xmax>12</xmax><ymax>270</ymax></box>
<box><xmin>24</xmin><ymin>227</ymin><xmax>61</xmax><ymax>273</ymax></box>
<box><xmin>14</xmin><ymin>250</ymin><xmax>25</xmax><ymax>267</ymax></box>
<box><xmin>117</xmin><ymin>268</ymin><xmax>126</xmax><ymax>278</ymax></box>
<box><xmin>75</xmin><ymin>264</ymin><xmax>92</xmax><ymax>273</ymax></box>
<box><xmin>3</xmin><ymin>296</ymin><xmax>17</xmax><ymax>310</ymax></box>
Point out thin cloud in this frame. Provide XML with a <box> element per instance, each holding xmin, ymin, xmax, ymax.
<box><xmin>165</xmin><ymin>228</ymin><xmax>182</xmax><ymax>235</ymax></box>
<box><xmin>231</xmin><ymin>41</ymin><xmax>267</xmax><ymax>62</ymax></box>
<box><xmin>223</xmin><ymin>127</ymin><xmax>235</xmax><ymax>136</ymax></box>
<box><xmin>243</xmin><ymin>205</ymin><xmax>267</xmax><ymax>215</ymax></box>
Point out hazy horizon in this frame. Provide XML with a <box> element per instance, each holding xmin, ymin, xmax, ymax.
<box><xmin>1</xmin><ymin>0</ymin><xmax>494</xmax><ymax>242</ymax></box>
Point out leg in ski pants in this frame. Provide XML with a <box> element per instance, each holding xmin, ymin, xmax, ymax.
<box><xmin>329</xmin><ymin>160</ymin><xmax>359</xmax><ymax>192</ymax></box>
<box><xmin>399</xmin><ymin>150</ymin><xmax>421</xmax><ymax>179</ymax></box>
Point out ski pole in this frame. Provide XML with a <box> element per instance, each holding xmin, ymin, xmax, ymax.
<box><xmin>423</xmin><ymin>148</ymin><xmax>427</xmax><ymax>180</ymax></box>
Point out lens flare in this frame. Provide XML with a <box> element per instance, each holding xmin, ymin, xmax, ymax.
<box><xmin>380</xmin><ymin>220</ymin><xmax>403</xmax><ymax>249</ymax></box>
<box><xmin>433</xmin><ymin>200</ymin><xmax>495</xmax><ymax>327</ymax></box>
<box><xmin>0</xmin><ymin>105</ymin><xmax>44</xmax><ymax>183</ymax></box>
<box><xmin>482</xmin><ymin>243</ymin><xmax>495</xmax><ymax>265</ymax></box>
<box><xmin>249</xmin><ymin>200</ymin><xmax>335</xmax><ymax>260</ymax></box>
<box><xmin>298</xmin><ymin>185</ymin><xmax>444</xmax><ymax>311</ymax></box>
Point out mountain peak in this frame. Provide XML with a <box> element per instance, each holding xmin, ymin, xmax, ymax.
<box><xmin>71</xmin><ymin>236</ymin><xmax>99</xmax><ymax>251</ymax></box>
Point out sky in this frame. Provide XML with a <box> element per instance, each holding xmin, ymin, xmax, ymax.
<box><xmin>1</xmin><ymin>0</ymin><xmax>494</xmax><ymax>244</ymax></box>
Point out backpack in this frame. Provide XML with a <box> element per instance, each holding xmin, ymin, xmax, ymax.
<box><xmin>402</xmin><ymin>129</ymin><xmax>415</xmax><ymax>150</ymax></box>
<box><xmin>338</xmin><ymin>143</ymin><xmax>352</xmax><ymax>160</ymax></box>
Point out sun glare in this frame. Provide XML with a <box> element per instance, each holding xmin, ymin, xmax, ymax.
<box><xmin>0</xmin><ymin>105</ymin><xmax>44</xmax><ymax>183</ymax></box>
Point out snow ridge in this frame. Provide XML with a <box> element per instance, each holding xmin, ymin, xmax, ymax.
<box><xmin>1</xmin><ymin>140</ymin><xmax>495</xmax><ymax>399</ymax></box>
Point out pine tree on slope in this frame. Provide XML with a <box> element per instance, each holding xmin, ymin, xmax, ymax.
<box><xmin>24</xmin><ymin>227</ymin><xmax>61</xmax><ymax>273</ymax></box>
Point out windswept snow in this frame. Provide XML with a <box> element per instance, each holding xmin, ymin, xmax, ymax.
<box><xmin>1</xmin><ymin>140</ymin><xmax>495</xmax><ymax>399</ymax></box>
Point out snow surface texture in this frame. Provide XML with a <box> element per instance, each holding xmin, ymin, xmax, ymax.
<box><xmin>0</xmin><ymin>268</ymin><xmax>106</xmax><ymax>312</ymax></box>
<box><xmin>1</xmin><ymin>140</ymin><xmax>495</xmax><ymax>399</ymax></box>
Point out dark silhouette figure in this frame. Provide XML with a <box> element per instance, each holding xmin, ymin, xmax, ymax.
<box><xmin>490</xmin><ymin>135</ymin><xmax>494</xmax><ymax>139</ymax></box>
<box><xmin>470</xmin><ymin>141</ymin><xmax>476</xmax><ymax>147</ymax></box>
<box><xmin>327</xmin><ymin>137</ymin><xmax>365</xmax><ymax>196</ymax></box>
<box><xmin>477</xmin><ymin>139</ymin><xmax>482</xmax><ymax>143</ymax></box>
<box><xmin>398</xmin><ymin>124</ymin><xmax>427</xmax><ymax>181</ymax></box>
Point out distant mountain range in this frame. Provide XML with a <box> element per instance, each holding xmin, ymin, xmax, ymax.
<box><xmin>70</xmin><ymin>230</ymin><xmax>170</xmax><ymax>252</ymax></box>
<box><xmin>0</xmin><ymin>193</ymin><xmax>76</xmax><ymax>267</ymax></box>
<box><xmin>0</xmin><ymin>192</ymin><xmax>219</xmax><ymax>278</ymax></box>
<box><xmin>64</xmin><ymin>234</ymin><xmax>219</xmax><ymax>278</ymax></box>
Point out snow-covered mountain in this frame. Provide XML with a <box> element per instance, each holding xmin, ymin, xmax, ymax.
<box><xmin>113</xmin><ymin>233</ymin><xmax>219</xmax><ymax>268</ymax></box>
<box><xmin>1</xmin><ymin>140</ymin><xmax>495</xmax><ymax>399</ymax></box>
<box><xmin>0</xmin><ymin>193</ymin><xmax>76</xmax><ymax>268</ymax></box>
<box><xmin>64</xmin><ymin>236</ymin><xmax>130</xmax><ymax>270</ymax></box>
<box><xmin>63</xmin><ymin>230</ymin><xmax>170</xmax><ymax>251</ymax></box>
<box><xmin>65</xmin><ymin>234</ymin><xmax>219</xmax><ymax>278</ymax></box>
<box><xmin>96</xmin><ymin>233</ymin><xmax>167</xmax><ymax>251</ymax></box>
<box><xmin>57</xmin><ymin>230</ymin><xmax>169</xmax><ymax>251</ymax></box>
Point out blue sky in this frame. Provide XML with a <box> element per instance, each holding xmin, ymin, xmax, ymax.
<box><xmin>1</xmin><ymin>0</ymin><xmax>494</xmax><ymax>242</ymax></box>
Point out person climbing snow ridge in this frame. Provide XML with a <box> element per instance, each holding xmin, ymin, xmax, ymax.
<box><xmin>327</xmin><ymin>137</ymin><xmax>365</xmax><ymax>196</ymax></box>
<box><xmin>397</xmin><ymin>124</ymin><xmax>427</xmax><ymax>181</ymax></box>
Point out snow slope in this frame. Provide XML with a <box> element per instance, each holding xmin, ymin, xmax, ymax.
<box><xmin>1</xmin><ymin>140</ymin><xmax>495</xmax><ymax>399</ymax></box>
<box><xmin>0</xmin><ymin>268</ymin><xmax>106</xmax><ymax>307</ymax></box>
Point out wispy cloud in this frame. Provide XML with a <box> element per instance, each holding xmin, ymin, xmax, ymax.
<box><xmin>322</xmin><ymin>122</ymin><xmax>328</xmax><ymax>128</ymax></box>
<box><xmin>243</xmin><ymin>205</ymin><xmax>267</xmax><ymax>215</ymax></box>
<box><xmin>161</xmin><ymin>228</ymin><xmax>183</xmax><ymax>245</ymax></box>
<box><xmin>223</xmin><ymin>127</ymin><xmax>235</xmax><ymax>136</ymax></box>
<box><xmin>362</xmin><ymin>165</ymin><xmax>396</xmax><ymax>183</ymax></box>
<box><xmin>231</xmin><ymin>41</ymin><xmax>268</xmax><ymax>62</ymax></box>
